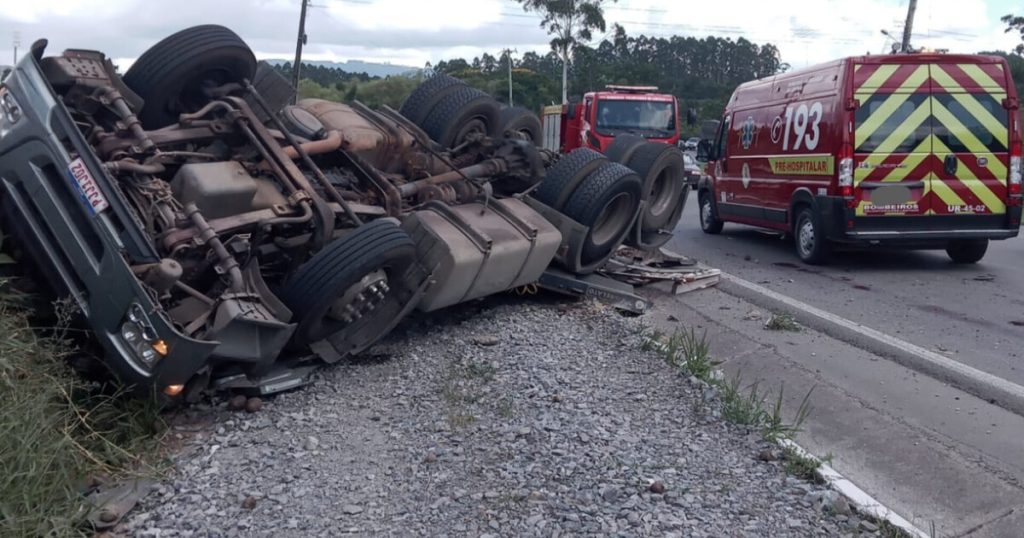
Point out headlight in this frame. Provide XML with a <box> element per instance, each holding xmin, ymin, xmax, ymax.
<box><xmin>119</xmin><ymin>303</ymin><xmax>169</xmax><ymax>368</ymax></box>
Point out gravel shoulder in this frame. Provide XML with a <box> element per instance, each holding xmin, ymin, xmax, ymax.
<box><xmin>122</xmin><ymin>297</ymin><xmax>857</xmax><ymax>537</ymax></box>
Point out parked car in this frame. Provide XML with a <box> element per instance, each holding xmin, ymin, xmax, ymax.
<box><xmin>698</xmin><ymin>53</ymin><xmax>1022</xmax><ymax>264</ymax></box>
<box><xmin>682</xmin><ymin>152</ymin><xmax>702</xmax><ymax>189</ymax></box>
<box><xmin>683</xmin><ymin>137</ymin><xmax>701</xmax><ymax>151</ymax></box>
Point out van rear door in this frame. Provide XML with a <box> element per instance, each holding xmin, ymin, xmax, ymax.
<box><xmin>852</xmin><ymin>61</ymin><xmax>933</xmax><ymax>218</ymax></box>
<box><xmin>928</xmin><ymin>60</ymin><xmax>1011</xmax><ymax>218</ymax></box>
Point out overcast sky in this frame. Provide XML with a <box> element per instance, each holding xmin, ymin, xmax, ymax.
<box><xmin>0</xmin><ymin>0</ymin><xmax>1020</xmax><ymax>71</ymax></box>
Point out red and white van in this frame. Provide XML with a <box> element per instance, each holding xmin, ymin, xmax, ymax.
<box><xmin>697</xmin><ymin>53</ymin><xmax>1022</xmax><ymax>264</ymax></box>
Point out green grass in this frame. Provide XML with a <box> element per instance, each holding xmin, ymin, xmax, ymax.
<box><xmin>782</xmin><ymin>445</ymin><xmax>827</xmax><ymax>483</ymax></box>
<box><xmin>643</xmin><ymin>328</ymin><xmax>815</xmax><ymax>443</ymax></box>
<box><xmin>764</xmin><ymin>313</ymin><xmax>801</xmax><ymax>332</ymax></box>
<box><xmin>0</xmin><ymin>288</ymin><xmax>166</xmax><ymax>537</ymax></box>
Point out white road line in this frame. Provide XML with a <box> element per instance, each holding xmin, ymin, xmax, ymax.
<box><xmin>719</xmin><ymin>272</ymin><xmax>1024</xmax><ymax>417</ymax></box>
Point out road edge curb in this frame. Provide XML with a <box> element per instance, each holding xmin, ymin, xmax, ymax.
<box><xmin>779</xmin><ymin>440</ymin><xmax>933</xmax><ymax>538</ymax></box>
<box><xmin>717</xmin><ymin>272</ymin><xmax>1024</xmax><ymax>417</ymax></box>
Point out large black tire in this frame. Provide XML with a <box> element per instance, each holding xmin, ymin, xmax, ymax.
<box><xmin>604</xmin><ymin>134</ymin><xmax>647</xmax><ymax>164</ymax></box>
<box><xmin>247</xmin><ymin>61</ymin><xmax>295</xmax><ymax>121</ymax></box>
<box><xmin>124</xmin><ymin>25</ymin><xmax>257</xmax><ymax>128</ymax></box>
<box><xmin>793</xmin><ymin>207</ymin><xmax>831</xmax><ymax>265</ymax></box>
<box><xmin>562</xmin><ymin>162</ymin><xmax>643</xmax><ymax>265</ymax></box>
<box><xmin>626</xmin><ymin>142</ymin><xmax>688</xmax><ymax>232</ymax></box>
<box><xmin>946</xmin><ymin>239</ymin><xmax>989</xmax><ymax>264</ymax></box>
<box><xmin>399</xmin><ymin>73</ymin><xmax>466</xmax><ymax>125</ymax></box>
<box><xmin>499</xmin><ymin>106</ymin><xmax>542</xmax><ymax>145</ymax></box>
<box><xmin>279</xmin><ymin>220</ymin><xmax>421</xmax><ymax>356</ymax></box>
<box><xmin>420</xmin><ymin>86</ymin><xmax>501</xmax><ymax>148</ymax></box>
<box><xmin>698</xmin><ymin>191</ymin><xmax>724</xmax><ymax>234</ymax></box>
<box><xmin>532</xmin><ymin>148</ymin><xmax>608</xmax><ymax>210</ymax></box>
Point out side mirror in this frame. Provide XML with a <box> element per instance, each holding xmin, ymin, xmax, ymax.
<box><xmin>696</xmin><ymin>139</ymin><xmax>713</xmax><ymax>162</ymax></box>
<box><xmin>566</xmin><ymin>103</ymin><xmax>578</xmax><ymax>120</ymax></box>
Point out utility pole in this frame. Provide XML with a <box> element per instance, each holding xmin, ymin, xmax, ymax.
<box><xmin>900</xmin><ymin>0</ymin><xmax>917</xmax><ymax>53</ymax></box>
<box><xmin>292</xmin><ymin>0</ymin><xmax>309</xmax><ymax>104</ymax></box>
<box><xmin>501</xmin><ymin>48</ymin><xmax>517</xmax><ymax>106</ymax></box>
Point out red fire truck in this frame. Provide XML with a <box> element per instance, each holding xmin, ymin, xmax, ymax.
<box><xmin>541</xmin><ymin>86</ymin><xmax>681</xmax><ymax>154</ymax></box>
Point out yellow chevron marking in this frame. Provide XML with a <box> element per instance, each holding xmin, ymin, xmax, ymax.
<box><xmin>867</xmin><ymin>99</ymin><xmax>931</xmax><ymax>155</ymax></box>
<box><xmin>854</xmin><ymin>67</ymin><xmax>930</xmax><ymax>148</ymax></box>
<box><xmin>932</xmin><ymin>137</ymin><xmax>1007</xmax><ymax>214</ymax></box>
<box><xmin>929</xmin><ymin>173</ymin><xmax>968</xmax><ymax>208</ymax></box>
<box><xmin>854</xmin><ymin>64</ymin><xmax>900</xmax><ymax>101</ymax></box>
<box><xmin>855</xmin><ymin>64</ymin><xmax>863</xmax><ymax>72</ymax></box>
<box><xmin>958</xmin><ymin>64</ymin><xmax>1003</xmax><ymax>90</ymax></box>
<box><xmin>949</xmin><ymin>94</ymin><xmax>1008</xmax><ymax>147</ymax></box>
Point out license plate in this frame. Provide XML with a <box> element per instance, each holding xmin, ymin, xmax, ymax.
<box><xmin>872</xmin><ymin>185</ymin><xmax>912</xmax><ymax>206</ymax></box>
<box><xmin>66</xmin><ymin>157</ymin><xmax>109</xmax><ymax>215</ymax></box>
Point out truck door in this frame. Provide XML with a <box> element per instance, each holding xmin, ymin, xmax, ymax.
<box><xmin>928</xmin><ymin>61</ymin><xmax>1010</xmax><ymax>218</ymax></box>
<box><xmin>853</xmin><ymin>62</ymin><xmax>932</xmax><ymax>218</ymax></box>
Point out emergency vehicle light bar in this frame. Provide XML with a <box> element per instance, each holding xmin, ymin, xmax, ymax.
<box><xmin>605</xmin><ymin>85</ymin><xmax>660</xmax><ymax>93</ymax></box>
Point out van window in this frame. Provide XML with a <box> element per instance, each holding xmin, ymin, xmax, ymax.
<box><xmin>932</xmin><ymin>94</ymin><xmax>1008</xmax><ymax>153</ymax></box>
<box><xmin>855</xmin><ymin>93</ymin><xmax>931</xmax><ymax>154</ymax></box>
<box><xmin>715</xmin><ymin>115</ymin><xmax>731</xmax><ymax>160</ymax></box>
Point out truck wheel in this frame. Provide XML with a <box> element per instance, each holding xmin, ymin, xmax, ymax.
<box><xmin>421</xmin><ymin>86</ymin><xmax>501</xmax><ymax>148</ymax></box>
<box><xmin>562</xmin><ymin>162</ymin><xmax>643</xmax><ymax>265</ymax></box>
<box><xmin>794</xmin><ymin>207</ymin><xmax>831</xmax><ymax>265</ymax></box>
<box><xmin>698</xmin><ymin>192</ymin><xmax>724</xmax><ymax>234</ymax></box>
<box><xmin>626</xmin><ymin>142</ymin><xmax>687</xmax><ymax>231</ymax></box>
<box><xmin>123</xmin><ymin>25</ymin><xmax>257</xmax><ymax>128</ymax></box>
<box><xmin>399</xmin><ymin>73</ymin><xmax>466</xmax><ymax>125</ymax></box>
<box><xmin>946</xmin><ymin>239</ymin><xmax>988</xmax><ymax>264</ymax></box>
<box><xmin>604</xmin><ymin>134</ymin><xmax>647</xmax><ymax>164</ymax></box>
<box><xmin>499</xmin><ymin>107</ymin><xmax>542</xmax><ymax>145</ymax></box>
<box><xmin>246</xmin><ymin>61</ymin><xmax>295</xmax><ymax>121</ymax></box>
<box><xmin>532</xmin><ymin>148</ymin><xmax>608</xmax><ymax>210</ymax></box>
<box><xmin>279</xmin><ymin>220</ymin><xmax>420</xmax><ymax>355</ymax></box>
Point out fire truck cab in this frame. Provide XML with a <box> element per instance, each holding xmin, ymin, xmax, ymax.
<box><xmin>542</xmin><ymin>86</ymin><xmax>681</xmax><ymax>154</ymax></box>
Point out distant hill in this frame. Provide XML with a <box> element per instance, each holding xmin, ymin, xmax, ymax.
<box><xmin>263</xmin><ymin>58</ymin><xmax>420</xmax><ymax>78</ymax></box>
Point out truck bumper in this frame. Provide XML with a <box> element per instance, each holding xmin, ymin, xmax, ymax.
<box><xmin>815</xmin><ymin>196</ymin><xmax>1022</xmax><ymax>248</ymax></box>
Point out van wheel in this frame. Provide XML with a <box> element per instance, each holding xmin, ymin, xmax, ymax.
<box><xmin>946</xmin><ymin>239</ymin><xmax>988</xmax><ymax>264</ymax></box>
<box><xmin>794</xmin><ymin>207</ymin><xmax>830</xmax><ymax>265</ymax></box>
<box><xmin>698</xmin><ymin>192</ymin><xmax>724</xmax><ymax>234</ymax></box>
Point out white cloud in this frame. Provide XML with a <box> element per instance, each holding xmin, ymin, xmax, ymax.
<box><xmin>326</xmin><ymin>0</ymin><xmax>504</xmax><ymax>31</ymax></box>
<box><xmin>1</xmin><ymin>0</ymin><xmax>138</xmax><ymax>24</ymax></box>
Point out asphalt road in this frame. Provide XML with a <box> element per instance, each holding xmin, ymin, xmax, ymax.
<box><xmin>667</xmin><ymin>198</ymin><xmax>1024</xmax><ymax>388</ymax></box>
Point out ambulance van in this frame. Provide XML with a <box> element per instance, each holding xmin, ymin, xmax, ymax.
<box><xmin>697</xmin><ymin>54</ymin><xmax>1022</xmax><ymax>264</ymax></box>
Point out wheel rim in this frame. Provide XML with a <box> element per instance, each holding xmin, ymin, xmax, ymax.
<box><xmin>306</xmin><ymin>268</ymin><xmax>393</xmax><ymax>342</ymax></box>
<box><xmin>701</xmin><ymin>198</ymin><xmax>714</xmax><ymax>229</ymax></box>
<box><xmin>798</xmin><ymin>218</ymin><xmax>815</xmax><ymax>258</ymax></box>
<box><xmin>453</xmin><ymin>117</ymin><xmax>488</xmax><ymax>146</ymax></box>
<box><xmin>590</xmin><ymin>192</ymin><xmax>634</xmax><ymax>246</ymax></box>
<box><xmin>648</xmin><ymin>169</ymin><xmax>676</xmax><ymax>219</ymax></box>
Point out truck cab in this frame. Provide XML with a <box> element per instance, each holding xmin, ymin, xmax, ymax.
<box><xmin>542</xmin><ymin>86</ymin><xmax>681</xmax><ymax>154</ymax></box>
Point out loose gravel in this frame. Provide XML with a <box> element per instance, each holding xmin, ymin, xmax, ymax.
<box><xmin>121</xmin><ymin>297</ymin><xmax>876</xmax><ymax>537</ymax></box>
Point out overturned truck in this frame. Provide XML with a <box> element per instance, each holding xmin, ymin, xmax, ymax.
<box><xmin>0</xmin><ymin>26</ymin><xmax>690</xmax><ymax>399</ymax></box>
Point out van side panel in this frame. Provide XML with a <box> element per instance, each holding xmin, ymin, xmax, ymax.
<box><xmin>717</xmin><ymin>60</ymin><xmax>844</xmax><ymax>230</ymax></box>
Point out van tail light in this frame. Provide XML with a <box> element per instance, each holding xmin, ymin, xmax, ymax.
<box><xmin>1009</xmin><ymin>142</ymin><xmax>1022</xmax><ymax>206</ymax></box>
<box><xmin>838</xmin><ymin>144</ymin><xmax>855</xmax><ymax>208</ymax></box>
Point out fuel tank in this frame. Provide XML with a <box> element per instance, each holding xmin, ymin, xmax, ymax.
<box><xmin>402</xmin><ymin>198</ymin><xmax>562</xmax><ymax>312</ymax></box>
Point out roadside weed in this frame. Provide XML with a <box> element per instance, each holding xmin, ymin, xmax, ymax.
<box><xmin>0</xmin><ymin>293</ymin><xmax>166</xmax><ymax>537</ymax></box>
<box><xmin>641</xmin><ymin>329</ymin><xmax>815</xmax><ymax>443</ymax></box>
<box><xmin>782</xmin><ymin>445</ymin><xmax>826</xmax><ymax>483</ymax></box>
<box><xmin>764</xmin><ymin>313</ymin><xmax>800</xmax><ymax>332</ymax></box>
